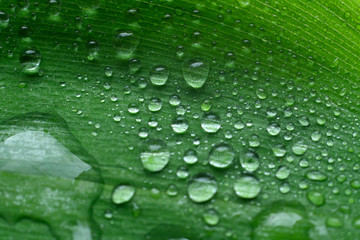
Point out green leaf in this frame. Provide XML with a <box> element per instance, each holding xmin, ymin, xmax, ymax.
<box><xmin>0</xmin><ymin>0</ymin><xmax>359</xmax><ymax>239</ymax></box>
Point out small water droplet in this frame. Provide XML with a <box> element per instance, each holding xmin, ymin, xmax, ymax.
<box><xmin>166</xmin><ymin>184</ymin><xmax>178</xmax><ymax>197</ymax></box>
<box><xmin>183</xmin><ymin>149</ymin><xmax>198</xmax><ymax>165</ymax></box>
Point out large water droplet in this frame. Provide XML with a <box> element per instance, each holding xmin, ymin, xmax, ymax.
<box><xmin>188</xmin><ymin>174</ymin><xmax>217</xmax><ymax>203</ymax></box>
<box><xmin>148</xmin><ymin>97</ymin><xmax>162</xmax><ymax>112</ymax></box>
<box><xmin>183</xmin><ymin>149</ymin><xmax>198</xmax><ymax>164</ymax></box>
<box><xmin>112</xmin><ymin>185</ymin><xmax>135</xmax><ymax>204</ymax></box>
<box><xmin>208</xmin><ymin>143</ymin><xmax>235</xmax><ymax>168</ymax></box>
<box><xmin>19</xmin><ymin>48</ymin><xmax>41</xmax><ymax>75</ymax></box>
<box><xmin>182</xmin><ymin>58</ymin><xmax>209</xmax><ymax>88</ymax></box>
<box><xmin>114</xmin><ymin>29</ymin><xmax>139</xmax><ymax>59</ymax></box>
<box><xmin>201</xmin><ymin>113</ymin><xmax>221</xmax><ymax>133</ymax></box>
<box><xmin>251</xmin><ymin>202</ymin><xmax>313</xmax><ymax>240</ymax></box>
<box><xmin>276</xmin><ymin>166</ymin><xmax>290</xmax><ymax>180</ymax></box>
<box><xmin>140</xmin><ymin>139</ymin><xmax>170</xmax><ymax>172</ymax></box>
<box><xmin>234</xmin><ymin>176</ymin><xmax>261</xmax><ymax>199</ymax></box>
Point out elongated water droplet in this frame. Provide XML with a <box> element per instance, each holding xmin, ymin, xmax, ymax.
<box><xmin>306</xmin><ymin>171</ymin><xmax>327</xmax><ymax>181</ymax></box>
<box><xmin>20</xmin><ymin>48</ymin><xmax>41</xmax><ymax>75</ymax></box>
<box><xmin>182</xmin><ymin>58</ymin><xmax>209</xmax><ymax>88</ymax></box>
<box><xmin>114</xmin><ymin>29</ymin><xmax>139</xmax><ymax>59</ymax></box>
<box><xmin>112</xmin><ymin>185</ymin><xmax>135</xmax><ymax>204</ymax></box>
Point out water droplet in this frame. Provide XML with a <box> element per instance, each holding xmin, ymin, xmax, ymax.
<box><xmin>48</xmin><ymin>0</ymin><xmax>62</xmax><ymax>16</ymax></box>
<box><xmin>292</xmin><ymin>141</ymin><xmax>308</xmax><ymax>155</ymax></box>
<box><xmin>140</xmin><ymin>139</ymin><xmax>170</xmax><ymax>172</ymax></box>
<box><xmin>104</xmin><ymin>66</ymin><xmax>113</xmax><ymax>77</ymax></box>
<box><xmin>234</xmin><ymin>121</ymin><xmax>245</xmax><ymax>130</ymax></box>
<box><xmin>18</xmin><ymin>25</ymin><xmax>32</xmax><ymax>38</ymax></box>
<box><xmin>171</xmin><ymin>116</ymin><xmax>189</xmax><ymax>134</ymax></box>
<box><xmin>183</xmin><ymin>149</ymin><xmax>198</xmax><ymax>164</ymax></box>
<box><xmin>234</xmin><ymin>176</ymin><xmax>260</xmax><ymax>199</ymax></box>
<box><xmin>272</xmin><ymin>145</ymin><xmax>286</xmax><ymax>157</ymax></box>
<box><xmin>279</xmin><ymin>182</ymin><xmax>290</xmax><ymax>193</ymax></box>
<box><xmin>114</xmin><ymin>29</ymin><xmax>139</xmax><ymax>59</ymax></box>
<box><xmin>18</xmin><ymin>0</ymin><xmax>30</xmax><ymax>9</ymax></box>
<box><xmin>252</xmin><ymin>202</ymin><xmax>312</xmax><ymax>240</ymax></box>
<box><xmin>306</xmin><ymin>191</ymin><xmax>325</xmax><ymax>206</ymax></box>
<box><xmin>311</xmin><ymin>131</ymin><xmax>321</xmax><ymax>142</ymax></box>
<box><xmin>127</xmin><ymin>103</ymin><xmax>139</xmax><ymax>114</ymax></box>
<box><xmin>299</xmin><ymin>116</ymin><xmax>310</xmax><ymax>126</ymax></box>
<box><xmin>240</xmin><ymin>150</ymin><xmax>259</xmax><ymax>172</ymax></box>
<box><xmin>203</xmin><ymin>209</ymin><xmax>219</xmax><ymax>226</ymax></box>
<box><xmin>129</xmin><ymin>58</ymin><xmax>141</xmax><ymax>73</ymax></box>
<box><xmin>249</xmin><ymin>135</ymin><xmax>260</xmax><ymax>148</ymax></box>
<box><xmin>150</xmin><ymin>65</ymin><xmax>169</xmax><ymax>86</ymax></box>
<box><xmin>201</xmin><ymin>99</ymin><xmax>212</xmax><ymax>112</ymax></box>
<box><xmin>326</xmin><ymin>217</ymin><xmax>343</xmax><ymax>228</ymax></box>
<box><xmin>306</xmin><ymin>171</ymin><xmax>327</xmax><ymax>181</ymax></box>
<box><xmin>201</xmin><ymin>113</ymin><xmax>221</xmax><ymax>133</ymax></box>
<box><xmin>267</xmin><ymin>123</ymin><xmax>281</xmax><ymax>136</ymax></box>
<box><xmin>276</xmin><ymin>166</ymin><xmax>290</xmax><ymax>180</ymax></box>
<box><xmin>86</xmin><ymin>40</ymin><xmax>99</xmax><ymax>60</ymax></box>
<box><xmin>182</xmin><ymin>58</ymin><xmax>209</xmax><ymax>88</ymax></box>
<box><xmin>188</xmin><ymin>174</ymin><xmax>217</xmax><ymax>203</ymax></box>
<box><xmin>19</xmin><ymin>48</ymin><xmax>41</xmax><ymax>75</ymax></box>
<box><xmin>166</xmin><ymin>184</ymin><xmax>178</xmax><ymax>197</ymax></box>
<box><xmin>148</xmin><ymin>97</ymin><xmax>162</xmax><ymax>112</ymax></box>
<box><xmin>112</xmin><ymin>185</ymin><xmax>135</xmax><ymax>204</ymax></box>
<box><xmin>176</xmin><ymin>166</ymin><xmax>189</xmax><ymax>179</ymax></box>
<box><xmin>209</xmin><ymin>143</ymin><xmax>235</xmax><ymax>168</ymax></box>
<box><xmin>0</xmin><ymin>11</ymin><xmax>9</xmax><ymax>27</ymax></box>
<box><xmin>169</xmin><ymin>94</ymin><xmax>181</xmax><ymax>106</ymax></box>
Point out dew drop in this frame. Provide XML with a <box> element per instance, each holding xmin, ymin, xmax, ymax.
<box><xmin>267</xmin><ymin>123</ymin><xmax>281</xmax><ymax>136</ymax></box>
<box><xmin>140</xmin><ymin>139</ymin><xmax>170</xmax><ymax>172</ymax></box>
<box><xmin>203</xmin><ymin>209</ymin><xmax>219</xmax><ymax>226</ymax></box>
<box><xmin>234</xmin><ymin>176</ymin><xmax>261</xmax><ymax>199</ymax></box>
<box><xmin>150</xmin><ymin>65</ymin><xmax>169</xmax><ymax>86</ymax></box>
<box><xmin>19</xmin><ymin>48</ymin><xmax>41</xmax><ymax>75</ymax></box>
<box><xmin>183</xmin><ymin>149</ymin><xmax>198</xmax><ymax>165</ymax></box>
<box><xmin>240</xmin><ymin>150</ymin><xmax>259</xmax><ymax>172</ymax></box>
<box><xmin>114</xmin><ymin>29</ymin><xmax>139</xmax><ymax>59</ymax></box>
<box><xmin>306</xmin><ymin>171</ymin><xmax>327</xmax><ymax>181</ymax></box>
<box><xmin>182</xmin><ymin>58</ymin><xmax>209</xmax><ymax>88</ymax></box>
<box><xmin>292</xmin><ymin>141</ymin><xmax>308</xmax><ymax>155</ymax></box>
<box><xmin>201</xmin><ymin>113</ymin><xmax>221</xmax><ymax>133</ymax></box>
<box><xmin>148</xmin><ymin>97</ymin><xmax>162</xmax><ymax>112</ymax></box>
<box><xmin>171</xmin><ymin>116</ymin><xmax>189</xmax><ymax>134</ymax></box>
<box><xmin>188</xmin><ymin>174</ymin><xmax>217</xmax><ymax>203</ymax></box>
<box><xmin>276</xmin><ymin>166</ymin><xmax>290</xmax><ymax>180</ymax></box>
<box><xmin>306</xmin><ymin>191</ymin><xmax>325</xmax><ymax>206</ymax></box>
<box><xmin>112</xmin><ymin>185</ymin><xmax>135</xmax><ymax>204</ymax></box>
<box><xmin>208</xmin><ymin>143</ymin><xmax>235</xmax><ymax>169</ymax></box>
